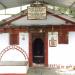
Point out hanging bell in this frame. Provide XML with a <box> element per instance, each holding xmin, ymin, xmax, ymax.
<box><xmin>51</xmin><ymin>36</ymin><xmax>55</xmax><ymax>46</ymax></box>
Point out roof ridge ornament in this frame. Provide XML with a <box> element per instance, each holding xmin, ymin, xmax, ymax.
<box><xmin>30</xmin><ymin>0</ymin><xmax>44</xmax><ymax>7</ymax></box>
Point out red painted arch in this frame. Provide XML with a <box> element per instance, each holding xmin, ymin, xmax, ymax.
<box><xmin>0</xmin><ymin>45</ymin><xmax>28</xmax><ymax>61</ymax></box>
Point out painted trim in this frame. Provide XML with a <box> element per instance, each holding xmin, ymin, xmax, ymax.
<box><xmin>1</xmin><ymin>25</ymin><xmax>75</xmax><ymax>33</ymax></box>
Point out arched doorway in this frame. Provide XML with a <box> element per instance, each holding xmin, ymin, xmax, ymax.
<box><xmin>32</xmin><ymin>38</ymin><xmax>44</xmax><ymax>64</ymax></box>
<box><xmin>29</xmin><ymin>32</ymin><xmax>48</xmax><ymax>66</ymax></box>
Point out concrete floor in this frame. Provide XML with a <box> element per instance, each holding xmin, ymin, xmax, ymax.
<box><xmin>27</xmin><ymin>67</ymin><xmax>75</xmax><ymax>75</ymax></box>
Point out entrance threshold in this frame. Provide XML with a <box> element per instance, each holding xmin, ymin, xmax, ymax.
<box><xmin>33</xmin><ymin>63</ymin><xmax>45</xmax><ymax>67</ymax></box>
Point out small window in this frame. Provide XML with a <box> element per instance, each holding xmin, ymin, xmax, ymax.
<box><xmin>10</xmin><ymin>33</ymin><xmax>19</xmax><ymax>45</ymax></box>
<box><xmin>58</xmin><ymin>32</ymin><xmax>68</xmax><ymax>44</ymax></box>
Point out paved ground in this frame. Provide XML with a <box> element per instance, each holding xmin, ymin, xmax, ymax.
<box><xmin>27</xmin><ymin>67</ymin><xmax>75</xmax><ymax>75</ymax></box>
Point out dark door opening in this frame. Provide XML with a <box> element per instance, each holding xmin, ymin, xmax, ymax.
<box><xmin>32</xmin><ymin>38</ymin><xmax>44</xmax><ymax>64</ymax></box>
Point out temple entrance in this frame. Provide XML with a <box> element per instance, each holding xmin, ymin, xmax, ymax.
<box><xmin>32</xmin><ymin>33</ymin><xmax>45</xmax><ymax>65</ymax></box>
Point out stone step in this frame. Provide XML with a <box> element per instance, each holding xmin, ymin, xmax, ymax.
<box><xmin>27</xmin><ymin>67</ymin><xmax>58</xmax><ymax>75</ymax></box>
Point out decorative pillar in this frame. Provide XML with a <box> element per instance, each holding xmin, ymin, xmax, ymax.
<box><xmin>29</xmin><ymin>33</ymin><xmax>32</xmax><ymax>67</ymax></box>
<box><xmin>45</xmin><ymin>32</ymin><xmax>48</xmax><ymax>67</ymax></box>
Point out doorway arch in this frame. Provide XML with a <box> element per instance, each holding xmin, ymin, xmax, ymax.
<box><xmin>32</xmin><ymin>38</ymin><xmax>44</xmax><ymax>64</ymax></box>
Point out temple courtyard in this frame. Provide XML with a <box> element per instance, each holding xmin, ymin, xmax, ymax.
<box><xmin>27</xmin><ymin>67</ymin><xmax>75</xmax><ymax>75</ymax></box>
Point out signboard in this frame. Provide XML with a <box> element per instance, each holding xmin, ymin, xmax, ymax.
<box><xmin>27</xmin><ymin>6</ymin><xmax>46</xmax><ymax>20</ymax></box>
<box><xmin>49</xmin><ymin>37</ymin><xmax>57</xmax><ymax>47</ymax></box>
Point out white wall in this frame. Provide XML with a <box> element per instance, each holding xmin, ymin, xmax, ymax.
<box><xmin>0</xmin><ymin>32</ymin><xmax>29</xmax><ymax>61</ymax></box>
<box><xmin>48</xmin><ymin>32</ymin><xmax>75</xmax><ymax>66</ymax></box>
<box><xmin>1</xmin><ymin>49</ymin><xmax>26</xmax><ymax>61</ymax></box>
<box><xmin>0</xmin><ymin>66</ymin><xmax>28</xmax><ymax>74</ymax></box>
<box><xmin>19</xmin><ymin>32</ymin><xmax>29</xmax><ymax>61</ymax></box>
<box><xmin>1</xmin><ymin>32</ymin><xmax>75</xmax><ymax>66</ymax></box>
<box><xmin>0</xmin><ymin>33</ymin><xmax>9</xmax><ymax>51</ymax></box>
<box><xmin>0</xmin><ymin>32</ymin><xmax>29</xmax><ymax>74</ymax></box>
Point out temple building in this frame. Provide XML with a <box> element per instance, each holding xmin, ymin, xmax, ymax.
<box><xmin>0</xmin><ymin>0</ymin><xmax>75</xmax><ymax>75</ymax></box>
